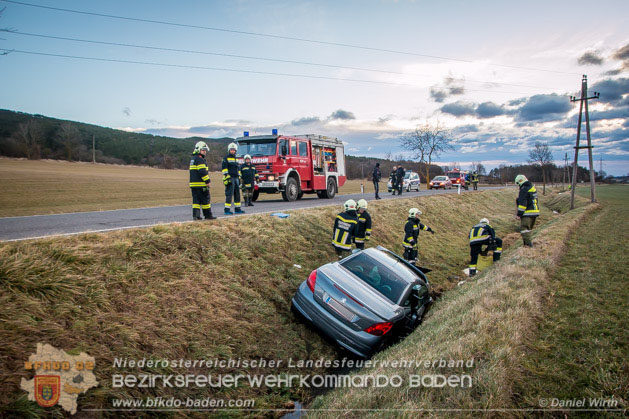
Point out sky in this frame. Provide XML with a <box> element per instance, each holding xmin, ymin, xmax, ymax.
<box><xmin>0</xmin><ymin>0</ymin><xmax>628</xmax><ymax>175</ymax></box>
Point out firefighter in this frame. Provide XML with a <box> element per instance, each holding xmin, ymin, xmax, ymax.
<box><xmin>403</xmin><ymin>208</ymin><xmax>434</xmax><ymax>264</ymax></box>
<box><xmin>332</xmin><ymin>199</ymin><xmax>358</xmax><ymax>258</ymax></box>
<box><xmin>189</xmin><ymin>141</ymin><xmax>215</xmax><ymax>220</ymax></box>
<box><xmin>468</xmin><ymin>218</ymin><xmax>502</xmax><ymax>277</ymax></box>
<box><xmin>396</xmin><ymin>165</ymin><xmax>406</xmax><ymax>195</ymax></box>
<box><xmin>515</xmin><ymin>174</ymin><xmax>540</xmax><ymax>247</ymax></box>
<box><xmin>464</xmin><ymin>172</ymin><xmax>471</xmax><ymax>190</ymax></box>
<box><xmin>372</xmin><ymin>163</ymin><xmax>382</xmax><ymax>199</ymax></box>
<box><xmin>354</xmin><ymin>199</ymin><xmax>372</xmax><ymax>250</ymax></box>
<box><xmin>390</xmin><ymin>166</ymin><xmax>398</xmax><ymax>195</ymax></box>
<box><xmin>471</xmin><ymin>171</ymin><xmax>479</xmax><ymax>190</ymax></box>
<box><xmin>240</xmin><ymin>154</ymin><xmax>259</xmax><ymax>207</ymax></box>
<box><xmin>222</xmin><ymin>142</ymin><xmax>244</xmax><ymax>215</ymax></box>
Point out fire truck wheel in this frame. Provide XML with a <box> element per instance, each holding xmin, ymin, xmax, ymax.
<box><xmin>282</xmin><ymin>177</ymin><xmax>300</xmax><ymax>202</ymax></box>
<box><xmin>252</xmin><ymin>190</ymin><xmax>259</xmax><ymax>202</ymax></box>
<box><xmin>322</xmin><ymin>177</ymin><xmax>337</xmax><ymax>199</ymax></box>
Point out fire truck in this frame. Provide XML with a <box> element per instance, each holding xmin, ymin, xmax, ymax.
<box><xmin>446</xmin><ymin>168</ymin><xmax>469</xmax><ymax>190</ymax></box>
<box><xmin>236</xmin><ymin>131</ymin><xmax>346</xmax><ymax>202</ymax></box>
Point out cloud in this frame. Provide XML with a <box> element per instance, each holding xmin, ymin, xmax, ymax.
<box><xmin>122</xmin><ymin>107</ymin><xmax>131</xmax><ymax>117</ymax></box>
<box><xmin>515</xmin><ymin>94</ymin><xmax>571</xmax><ymax>122</ymax></box>
<box><xmin>440</xmin><ymin>101</ymin><xmax>476</xmax><ymax>117</ymax></box>
<box><xmin>612</xmin><ymin>43</ymin><xmax>629</xmax><ymax>61</ymax></box>
<box><xmin>590</xmin><ymin>77</ymin><xmax>629</xmax><ymax>104</ymax></box>
<box><xmin>429</xmin><ymin>87</ymin><xmax>448</xmax><ymax>103</ymax></box>
<box><xmin>291</xmin><ymin>116</ymin><xmax>321</xmax><ymax>126</ymax></box>
<box><xmin>577</xmin><ymin>51</ymin><xmax>604</xmax><ymax>66</ymax></box>
<box><xmin>589</xmin><ymin>106</ymin><xmax>629</xmax><ymax>121</ymax></box>
<box><xmin>430</xmin><ymin>76</ymin><xmax>465</xmax><ymax>102</ymax></box>
<box><xmin>452</xmin><ymin>124</ymin><xmax>479</xmax><ymax>134</ymax></box>
<box><xmin>476</xmin><ymin>101</ymin><xmax>506</xmax><ymax>119</ymax></box>
<box><xmin>328</xmin><ymin>109</ymin><xmax>355</xmax><ymax>120</ymax></box>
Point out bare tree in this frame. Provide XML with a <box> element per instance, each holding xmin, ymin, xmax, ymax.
<box><xmin>469</xmin><ymin>162</ymin><xmax>486</xmax><ymax>175</ymax></box>
<box><xmin>14</xmin><ymin>119</ymin><xmax>42</xmax><ymax>159</ymax></box>
<box><xmin>383</xmin><ymin>150</ymin><xmax>392</xmax><ymax>161</ymax></box>
<box><xmin>528</xmin><ymin>142</ymin><xmax>553</xmax><ymax>194</ymax></box>
<box><xmin>57</xmin><ymin>123</ymin><xmax>81</xmax><ymax>161</ymax></box>
<box><xmin>400</xmin><ymin>122</ymin><xmax>454</xmax><ymax>187</ymax></box>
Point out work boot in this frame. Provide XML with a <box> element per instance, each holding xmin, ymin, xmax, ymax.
<box><xmin>203</xmin><ymin>209</ymin><xmax>216</xmax><ymax>220</ymax></box>
<box><xmin>235</xmin><ymin>207</ymin><xmax>244</xmax><ymax>214</ymax></box>
<box><xmin>524</xmin><ymin>243</ymin><xmax>533</xmax><ymax>248</ymax></box>
<box><xmin>249</xmin><ymin>199</ymin><xmax>254</xmax><ymax>207</ymax></box>
<box><xmin>193</xmin><ymin>208</ymin><xmax>202</xmax><ymax>221</ymax></box>
<box><xmin>469</xmin><ymin>269</ymin><xmax>476</xmax><ymax>277</ymax></box>
<box><xmin>224</xmin><ymin>208</ymin><xmax>233</xmax><ymax>215</ymax></box>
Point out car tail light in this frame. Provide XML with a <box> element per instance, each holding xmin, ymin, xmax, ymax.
<box><xmin>307</xmin><ymin>270</ymin><xmax>317</xmax><ymax>293</ymax></box>
<box><xmin>364</xmin><ymin>322</ymin><xmax>393</xmax><ymax>336</ymax></box>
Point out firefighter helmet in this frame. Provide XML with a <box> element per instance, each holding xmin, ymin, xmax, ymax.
<box><xmin>480</xmin><ymin>218</ymin><xmax>489</xmax><ymax>225</ymax></box>
<box><xmin>409</xmin><ymin>207</ymin><xmax>422</xmax><ymax>218</ymax></box>
<box><xmin>357</xmin><ymin>199</ymin><xmax>368</xmax><ymax>209</ymax></box>
<box><xmin>244</xmin><ymin>154</ymin><xmax>252</xmax><ymax>161</ymax></box>
<box><xmin>228</xmin><ymin>142</ymin><xmax>238</xmax><ymax>152</ymax></box>
<box><xmin>194</xmin><ymin>141</ymin><xmax>209</xmax><ymax>154</ymax></box>
<box><xmin>514</xmin><ymin>174</ymin><xmax>527</xmax><ymax>185</ymax></box>
<box><xmin>344</xmin><ymin>199</ymin><xmax>357</xmax><ymax>212</ymax></box>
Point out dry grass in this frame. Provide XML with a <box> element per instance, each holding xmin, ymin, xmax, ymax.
<box><xmin>0</xmin><ymin>188</ymin><xmax>530</xmax><ymax>416</ymax></box>
<box><xmin>0</xmin><ymin>157</ymin><xmax>366</xmax><ymax>217</ymax></box>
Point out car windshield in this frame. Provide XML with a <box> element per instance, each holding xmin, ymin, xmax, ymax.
<box><xmin>237</xmin><ymin>140</ymin><xmax>277</xmax><ymax>156</ymax></box>
<box><xmin>404</xmin><ymin>173</ymin><xmax>411</xmax><ymax>179</ymax></box>
<box><xmin>433</xmin><ymin>176</ymin><xmax>447</xmax><ymax>181</ymax></box>
<box><xmin>340</xmin><ymin>251</ymin><xmax>415</xmax><ymax>304</ymax></box>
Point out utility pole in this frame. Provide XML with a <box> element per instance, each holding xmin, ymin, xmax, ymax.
<box><xmin>92</xmin><ymin>134</ymin><xmax>96</xmax><ymax>164</ymax></box>
<box><xmin>569</xmin><ymin>75</ymin><xmax>599</xmax><ymax>209</ymax></box>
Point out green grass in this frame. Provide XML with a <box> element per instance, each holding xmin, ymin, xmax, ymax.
<box><xmin>0</xmin><ymin>188</ymin><xmax>532</xmax><ymax>416</ymax></box>
<box><xmin>513</xmin><ymin>185</ymin><xmax>628</xmax><ymax>414</ymax></box>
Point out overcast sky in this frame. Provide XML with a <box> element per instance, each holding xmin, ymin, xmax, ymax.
<box><xmin>1</xmin><ymin>0</ymin><xmax>627</xmax><ymax>174</ymax></box>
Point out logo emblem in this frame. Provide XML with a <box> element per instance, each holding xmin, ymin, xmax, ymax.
<box><xmin>35</xmin><ymin>375</ymin><xmax>60</xmax><ymax>408</ymax></box>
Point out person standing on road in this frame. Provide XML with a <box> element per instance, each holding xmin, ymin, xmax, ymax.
<box><xmin>390</xmin><ymin>166</ymin><xmax>398</xmax><ymax>195</ymax></box>
<box><xmin>515</xmin><ymin>174</ymin><xmax>539</xmax><ymax>247</ymax></box>
<box><xmin>240</xmin><ymin>154</ymin><xmax>259</xmax><ymax>207</ymax></box>
<box><xmin>354</xmin><ymin>199</ymin><xmax>372</xmax><ymax>250</ymax></box>
<box><xmin>468</xmin><ymin>217</ymin><xmax>502</xmax><ymax>277</ymax></box>
<box><xmin>372</xmin><ymin>163</ymin><xmax>382</xmax><ymax>199</ymax></box>
<box><xmin>332</xmin><ymin>199</ymin><xmax>358</xmax><ymax>259</ymax></box>
<box><xmin>396</xmin><ymin>165</ymin><xmax>406</xmax><ymax>195</ymax></box>
<box><xmin>403</xmin><ymin>208</ymin><xmax>434</xmax><ymax>264</ymax></box>
<box><xmin>471</xmin><ymin>171</ymin><xmax>479</xmax><ymax>190</ymax></box>
<box><xmin>222</xmin><ymin>142</ymin><xmax>244</xmax><ymax>215</ymax></box>
<box><xmin>189</xmin><ymin>141</ymin><xmax>215</xmax><ymax>221</ymax></box>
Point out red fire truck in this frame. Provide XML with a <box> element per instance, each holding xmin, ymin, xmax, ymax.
<box><xmin>236</xmin><ymin>131</ymin><xmax>346</xmax><ymax>202</ymax></box>
<box><xmin>446</xmin><ymin>168</ymin><xmax>469</xmax><ymax>190</ymax></box>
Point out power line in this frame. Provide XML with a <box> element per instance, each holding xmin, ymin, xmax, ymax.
<box><xmin>2</xmin><ymin>0</ymin><xmax>582</xmax><ymax>76</ymax></box>
<box><xmin>2</xmin><ymin>30</ymin><xmax>559</xmax><ymax>91</ymax></box>
<box><xmin>0</xmin><ymin>48</ymin><xmax>545</xmax><ymax>95</ymax></box>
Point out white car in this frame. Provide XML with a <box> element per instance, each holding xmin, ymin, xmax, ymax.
<box><xmin>388</xmin><ymin>171</ymin><xmax>421</xmax><ymax>192</ymax></box>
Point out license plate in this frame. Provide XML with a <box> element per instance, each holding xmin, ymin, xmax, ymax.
<box><xmin>324</xmin><ymin>293</ymin><xmax>355</xmax><ymax>321</ymax></box>
<box><xmin>260</xmin><ymin>182</ymin><xmax>276</xmax><ymax>187</ymax></box>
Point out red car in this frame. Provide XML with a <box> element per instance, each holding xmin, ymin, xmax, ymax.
<box><xmin>429</xmin><ymin>176</ymin><xmax>453</xmax><ymax>189</ymax></box>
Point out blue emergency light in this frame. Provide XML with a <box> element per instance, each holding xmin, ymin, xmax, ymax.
<box><xmin>243</xmin><ymin>131</ymin><xmax>249</xmax><ymax>137</ymax></box>
<box><xmin>272</xmin><ymin>129</ymin><xmax>278</xmax><ymax>135</ymax></box>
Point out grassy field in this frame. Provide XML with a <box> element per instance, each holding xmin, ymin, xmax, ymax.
<box><xmin>0</xmin><ymin>158</ymin><xmax>367</xmax><ymax>217</ymax></box>
<box><xmin>310</xmin><ymin>186</ymin><xmax>627</xmax><ymax>415</ymax></box>
<box><xmin>1</xmin><ymin>188</ymin><xmax>536</xmax><ymax>416</ymax></box>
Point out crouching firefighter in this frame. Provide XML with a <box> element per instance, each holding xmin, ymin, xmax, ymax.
<box><xmin>403</xmin><ymin>208</ymin><xmax>434</xmax><ymax>264</ymax></box>
<box><xmin>354</xmin><ymin>199</ymin><xmax>372</xmax><ymax>250</ymax></box>
<box><xmin>189</xmin><ymin>141</ymin><xmax>215</xmax><ymax>220</ymax></box>
<box><xmin>240</xmin><ymin>154</ymin><xmax>259</xmax><ymax>207</ymax></box>
<box><xmin>468</xmin><ymin>218</ymin><xmax>502</xmax><ymax>277</ymax></box>
<box><xmin>332</xmin><ymin>199</ymin><xmax>358</xmax><ymax>258</ymax></box>
<box><xmin>222</xmin><ymin>142</ymin><xmax>244</xmax><ymax>215</ymax></box>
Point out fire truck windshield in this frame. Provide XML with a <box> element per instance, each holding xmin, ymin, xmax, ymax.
<box><xmin>237</xmin><ymin>140</ymin><xmax>277</xmax><ymax>157</ymax></box>
<box><xmin>446</xmin><ymin>172</ymin><xmax>462</xmax><ymax>178</ymax></box>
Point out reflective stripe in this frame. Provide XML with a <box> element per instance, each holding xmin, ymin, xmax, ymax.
<box><xmin>225</xmin><ymin>203</ymin><xmax>232</xmax><ymax>207</ymax></box>
<box><xmin>192</xmin><ymin>204</ymin><xmax>200</xmax><ymax>209</ymax></box>
<box><xmin>234</xmin><ymin>202</ymin><xmax>241</xmax><ymax>207</ymax></box>
<box><xmin>337</xmin><ymin>216</ymin><xmax>357</xmax><ymax>224</ymax></box>
<box><xmin>201</xmin><ymin>204</ymin><xmax>211</xmax><ymax>209</ymax></box>
<box><xmin>222</xmin><ymin>168</ymin><xmax>229</xmax><ymax>173</ymax></box>
<box><xmin>227</xmin><ymin>158</ymin><xmax>237</xmax><ymax>162</ymax></box>
<box><xmin>190</xmin><ymin>182</ymin><xmax>207</xmax><ymax>187</ymax></box>
<box><xmin>518</xmin><ymin>205</ymin><xmax>526</xmax><ymax>210</ymax></box>
<box><xmin>201</xmin><ymin>175</ymin><xmax>210</xmax><ymax>181</ymax></box>
<box><xmin>469</xmin><ymin>264</ymin><xmax>477</xmax><ymax>268</ymax></box>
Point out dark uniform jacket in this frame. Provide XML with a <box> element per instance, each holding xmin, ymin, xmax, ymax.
<box><xmin>189</xmin><ymin>153</ymin><xmax>210</xmax><ymax>188</ymax></box>
<box><xmin>355</xmin><ymin>211</ymin><xmax>372</xmax><ymax>243</ymax></box>
<box><xmin>240</xmin><ymin>163</ymin><xmax>259</xmax><ymax>188</ymax></box>
<box><xmin>221</xmin><ymin>154</ymin><xmax>241</xmax><ymax>181</ymax></box>
<box><xmin>332</xmin><ymin>210</ymin><xmax>358</xmax><ymax>250</ymax></box>
<box><xmin>517</xmin><ymin>181</ymin><xmax>540</xmax><ymax>218</ymax></box>
<box><xmin>372</xmin><ymin>166</ymin><xmax>381</xmax><ymax>182</ymax></box>
<box><xmin>471</xmin><ymin>173</ymin><xmax>479</xmax><ymax>183</ymax></box>
<box><xmin>469</xmin><ymin>223</ymin><xmax>496</xmax><ymax>244</ymax></box>
<box><xmin>403</xmin><ymin>217</ymin><xmax>430</xmax><ymax>248</ymax></box>
<box><xmin>389</xmin><ymin>169</ymin><xmax>397</xmax><ymax>184</ymax></box>
<box><xmin>395</xmin><ymin>167</ymin><xmax>406</xmax><ymax>184</ymax></box>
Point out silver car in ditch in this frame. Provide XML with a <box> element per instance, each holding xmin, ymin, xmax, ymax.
<box><xmin>291</xmin><ymin>246</ymin><xmax>432</xmax><ymax>357</ymax></box>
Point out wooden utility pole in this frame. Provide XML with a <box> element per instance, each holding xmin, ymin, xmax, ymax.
<box><xmin>92</xmin><ymin>134</ymin><xmax>96</xmax><ymax>164</ymax></box>
<box><xmin>569</xmin><ymin>75</ymin><xmax>599</xmax><ymax>209</ymax></box>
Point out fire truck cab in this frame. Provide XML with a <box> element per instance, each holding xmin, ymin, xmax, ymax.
<box><xmin>236</xmin><ymin>132</ymin><xmax>346</xmax><ymax>202</ymax></box>
<box><xmin>446</xmin><ymin>168</ymin><xmax>469</xmax><ymax>190</ymax></box>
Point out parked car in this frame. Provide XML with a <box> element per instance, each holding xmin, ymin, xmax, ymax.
<box><xmin>291</xmin><ymin>246</ymin><xmax>432</xmax><ymax>357</ymax></box>
<box><xmin>429</xmin><ymin>175</ymin><xmax>453</xmax><ymax>189</ymax></box>
<box><xmin>387</xmin><ymin>171</ymin><xmax>421</xmax><ymax>192</ymax></box>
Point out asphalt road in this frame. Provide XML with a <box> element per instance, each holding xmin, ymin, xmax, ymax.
<box><xmin>0</xmin><ymin>186</ymin><xmax>503</xmax><ymax>241</ymax></box>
